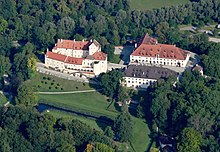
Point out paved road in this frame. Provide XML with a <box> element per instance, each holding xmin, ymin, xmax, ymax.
<box><xmin>37</xmin><ymin>89</ymin><xmax>99</xmax><ymax>94</ymax></box>
<box><xmin>179</xmin><ymin>25</ymin><xmax>220</xmax><ymax>43</ymax></box>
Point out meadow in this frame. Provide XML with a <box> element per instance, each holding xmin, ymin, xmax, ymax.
<box><xmin>130</xmin><ymin>0</ymin><xmax>190</xmax><ymax>10</ymax></box>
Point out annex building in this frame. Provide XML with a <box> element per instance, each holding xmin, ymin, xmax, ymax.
<box><xmin>123</xmin><ymin>65</ymin><xmax>177</xmax><ymax>89</ymax></box>
<box><xmin>130</xmin><ymin>34</ymin><xmax>190</xmax><ymax>67</ymax></box>
<box><xmin>45</xmin><ymin>39</ymin><xmax>107</xmax><ymax>78</ymax></box>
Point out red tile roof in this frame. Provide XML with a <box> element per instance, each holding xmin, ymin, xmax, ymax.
<box><xmin>131</xmin><ymin>43</ymin><xmax>188</xmax><ymax>60</ymax></box>
<box><xmin>139</xmin><ymin>34</ymin><xmax>158</xmax><ymax>45</ymax></box>
<box><xmin>46</xmin><ymin>51</ymin><xmax>66</xmax><ymax>62</ymax></box>
<box><xmin>55</xmin><ymin>39</ymin><xmax>90</xmax><ymax>50</ymax></box>
<box><xmin>93</xmin><ymin>52</ymin><xmax>107</xmax><ymax>60</ymax></box>
<box><xmin>65</xmin><ymin>56</ymin><xmax>84</xmax><ymax>65</ymax></box>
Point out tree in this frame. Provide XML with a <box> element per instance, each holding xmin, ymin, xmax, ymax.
<box><xmin>104</xmin><ymin>126</ymin><xmax>114</xmax><ymax>138</ymax></box>
<box><xmin>114</xmin><ymin>112</ymin><xmax>133</xmax><ymax>142</ymax></box>
<box><xmin>177</xmin><ymin>128</ymin><xmax>202</xmax><ymax>152</ymax></box>
<box><xmin>91</xmin><ymin>142</ymin><xmax>114</xmax><ymax>152</ymax></box>
<box><xmin>99</xmin><ymin>70</ymin><xmax>124</xmax><ymax>98</ymax></box>
<box><xmin>0</xmin><ymin>55</ymin><xmax>11</xmax><ymax>89</ymax></box>
<box><xmin>117</xmin><ymin>86</ymin><xmax>129</xmax><ymax>102</ymax></box>
<box><xmin>16</xmin><ymin>84</ymin><xmax>38</xmax><ymax>106</ymax></box>
<box><xmin>0</xmin><ymin>55</ymin><xmax>11</xmax><ymax>77</ymax></box>
<box><xmin>0</xmin><ymin>16</ymin><xmax>8</xmax><ymax>33</ymax></box>
<box><xmin>154</xmin><ymin>22</ymin><xmax>169</xmax><ymax>43</ymax></box>
<box><xmin>57</xmin><ymin>17</ymin><xmax>75</xmax><ymax>39</ymax></box>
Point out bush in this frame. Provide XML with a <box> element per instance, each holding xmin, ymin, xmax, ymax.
<box><xmin>52</xmin><ymin>80</ymin><xmax>55</xmax><ymax>82</ymax></box>
<box><xmin>83</xmin><ymin>83</ymin><xmax>86</xmax><ymax>86</ymax></box>
<box><xmin>51</xmin><ymin>83</ymin><xmax>54</xmax><ymax>85</ymax></box>
<box><xmin>43</xmin><ymin>77</ymin><xmax>46</xmax><ymax>80</ymax></box>
<box><xmin>37</xmin><ymin>85</ymin><xmax>41</xmax><ymax>88</ymax></box>
<box><xmin>76</xmin><ymin>86</ymin><xmax>78</xmax><ymax>89</ymax></box>
<box><xmin>45</xmin><ymin>82</ymin><xmax>47</xmax><ymax>84</ymax></box>
<box><xmin>57</xmin><ymin>83</ymin><xmax>60</xmax><ymax>86</ymax></box>
<box><xmin>55</xmin><ymin>86</ymin><xmax>58</xmax><ymax>89</ymax></box>
<box><xmin>41</xmin><ymin>81</ymin><xmax>44</xmax><ymax>83</ymax></box>
<box><xmin>49</xmin><ymin>86</ymin><xmax>51</xmax><ymax>89</ymax></box>
<box><xmin>47</xmin><ymin>77</ymin><xmax>51</xmax><ymax>80</ymax></box>
<box><xmin>61</xmin><ymin>88</ymin><xmax>63</xmax><ymax>90</ymax></box>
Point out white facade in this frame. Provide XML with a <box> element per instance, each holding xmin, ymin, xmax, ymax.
<box><xmin>130</xmin><ymin>54</ymin><xmax>190</xmax><ymax>67</ymax></box>
<box><xmin>123</xmin><ymin>76</ymin><xmax>157</xmax><ymax>88</ymax></box>
<box><xmin>45</xmin><ymin>58</ymin><xmax>65</xmax><ymax>70</ymax></box>
<box><xmin>45</xmin><ymin>39</ymin><xmax>107</xmax><ymax>77</ymax></box>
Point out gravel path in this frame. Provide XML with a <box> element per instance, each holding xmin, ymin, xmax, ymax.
<box><xmin>37</xmin><ymin>89</ymin><xmax>100</xmax><ymax>94</ymax></box>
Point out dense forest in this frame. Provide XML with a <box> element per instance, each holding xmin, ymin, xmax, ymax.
<box><xmin>0</xmin><ymin>0</ymin><xmax>220</xmax><ymax>151</ymax></box>
<box><xmin>145</xmin><ymin>70</ymin><xmax>220</xmax><ymax>152</ymax></box>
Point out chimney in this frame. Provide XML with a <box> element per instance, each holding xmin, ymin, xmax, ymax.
<box><xmin>90</xmin><ymin>39</ymin><xmax>93</xmax><ymax>43</ymax></box>
<box><xmin>74</xmin><ymin>39</ymin><xmax>75</xmax><ymax>42</ymax></box>
<box><xmin>142</xmin><ymin>72</ymin><xmax>144</xmax><ymax>75</ymax></box>
<box><xmin>61</xmin><ymin>39</ymin><xmax>63</xmax><ymax>43</ymax></box>
<box><xmin>82</xmin><ymin>39</ymin><xmax>84</xmax><ymax>42</ymax></box>
<box><xmin>134</xmin><ymin>43</ymin><xmax>137</xmax><ymax>48</ymax></box>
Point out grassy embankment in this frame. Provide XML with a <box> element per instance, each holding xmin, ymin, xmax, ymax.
<box><xmin>25</xmin><ymin>73</ymin><xmax>99</xmax><ymax>92</ymax></box>
<box><xmin>130</xmin><ymin>0</ymin><xmax>190</xmax><ymax>10</ymax></box>
<box><xmin>0</xmin><ymin>94</ymin><xmax>7</xmax><ymax>105</ymax></box>
<box><xmin>30</xmin><ymin>73</ymin><xmax>151</xmax><ymax>151</ymax></box>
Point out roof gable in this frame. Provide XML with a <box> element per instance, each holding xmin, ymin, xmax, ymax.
<box><xmin>46</xmin><ymin>51</ymin><xmax>66</xmax><ymax>62</ymax></box>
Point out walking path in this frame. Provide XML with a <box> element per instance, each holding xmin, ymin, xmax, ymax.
<box><xmin>37</xmin><ymin>89</ymin><xmax>100</xmax><ymax>95</ymax></box>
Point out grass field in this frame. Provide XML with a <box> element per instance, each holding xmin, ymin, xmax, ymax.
<box><xmin>38</xmin><ymin>92</ymin><xmax>118</xmax><ymax>119</ymax></box>
<box><xmin>130</xmin><ymin>0</ymin><xmax>190</xmax><ymax>10</ymax></box>
<box><xmin>0</xmin><ymin>94</ymin><xmax>7</xmax><ymax>105</ymax></box>
<box><xmin>26</xmin><ymin>73</ymin><xmax>98</xmax><ymax>92</ymax></box>
<box><xmin>35</xmin><ymin>73</ymin><xmax>151</xmax><ymax>151</ymax></box>
<box><xmin>131</xmin><ymin>117</ymin><xmax>151</xmax><ymax>152</ymax></box>
<box><xmin>49</xmin><ymin>110</ymin><xmax>108</xmax><ymax>131</ymax></box>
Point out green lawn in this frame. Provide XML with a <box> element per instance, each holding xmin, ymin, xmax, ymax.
<box><xmin>38</xmin><ymin>92</ymin><xmax>118</xmax><ymax>119</ymax></box>
<box><xmin>130</xmin><ymin>0</ymin><xmax>190</xmax><ymax>10</ymax></box>
<box><xmin>131</xmin><ymin>117</ymin><xmax>151</xmax><ymax>152</ymax></box>
<box><xmin>0</xmin><ymin>94</ymin><xmax>7</xmax><ymax>105</ymax></box>
<box><xmin>25</xmin><ymin>73</ymin><xmax>98</xmax><ymax>92</ymax></box>
<box><xmin>48</xmin><ymin>110</ymin><xmax>108</xmax><ymax>131</ymax></box>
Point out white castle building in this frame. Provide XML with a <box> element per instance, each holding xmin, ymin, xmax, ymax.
<box><xmin>130</xmin><ymin>34</ymin><xmax>190</xmax><ymax>67</ymax></box>
<box><xmin>45</xmin><ymin>39</ymin><xmax>108</xmax><ymax>78</ymax></box>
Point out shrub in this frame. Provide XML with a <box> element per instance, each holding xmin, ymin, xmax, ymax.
<box><xmin>45</xmin><ymin>82</ymin><xmax>47</xmax><ymax>84</ymax></box>
<box><xmin>51</xmin><ymin>83</ymin><xmax>54</xmax><ymax>85</ymax></box>
<box><xmin>43</xmin><ymin>77</ymin><xmax>46</xmax><ymax>80</ymax></box>
<box><xmin>83</xmin><ymin>83</ymin><xmax>86</xmax><ymax>86</ymax></box>
<box><xmin>55</xmin><ymin>86</ymin><xmax>58</xmax><ymax>89</ymax></box>
<box><xmin>52</xmin><ymin>80</ymin><xmax>55</xmax><ymax>82</ymax></box>
<box><xmin>57</xmin><ymin>83</ymin><xmax>60</xmax><ymax>86</ymax></box>
<box><xmin>49</xmin><ymin>86</ymin><xmax>51</xmax><ymax>89</ymax></box>
<box><xmin>37</xmin><ymin>85</ymin><xmax>41</xmax><ymax>88</ymax></box>
<box><xmin>61</xmin><ymin>88</ymin><xmax>63</xmax><ymax>90</ymax></box>
<box><xmin>41</xmin><ymin>81</ymin><xmax>44</xmax><ymax>83</ymax></box>
<box><xmin>76</xmin><ymin>86</ymin><xmax>78</xmax><ymax>89</ymax></box>
<box><xmin>47</xmin><ymin>77</ymin><xmax>51</xmax><ymax>80</ymax></box>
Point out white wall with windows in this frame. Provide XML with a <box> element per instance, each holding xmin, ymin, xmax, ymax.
<box><xmin>130</xmin><ymin>54</ymin><xmax>190</xmax><ymax>67</ymax></box>
<box><xmin>123</xmin><ymin>76</ymin><xmax>157</xmax><ymax>88</ymax></box>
